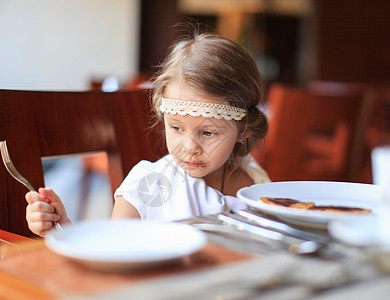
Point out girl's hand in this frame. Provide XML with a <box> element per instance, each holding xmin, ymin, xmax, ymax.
<box><xmin>25</xmin><ymin>187</ymin><xmax>71</xmax><ymax>237</ymax></box>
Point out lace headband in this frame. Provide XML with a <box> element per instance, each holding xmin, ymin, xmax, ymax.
<box><xmin>160</xmin><ymin>98</ymin><xmax>247</xmax><ymax>121</ymax></box>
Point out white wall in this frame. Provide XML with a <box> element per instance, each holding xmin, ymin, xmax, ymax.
<box><xmin>0</xmin><ymin>0</ymin><xmax>139</xmax><ymax>90</ymax></box>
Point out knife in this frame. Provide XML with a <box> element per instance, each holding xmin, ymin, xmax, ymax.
<box><xmin>217</xmin><ymin>214</ymin><xmax>320</xmax><ymax>254</ymax></box>
<box><xmin>230</xmin><ymin>209</ymin><xmax>330</xmax><ymax>244</ymax></box>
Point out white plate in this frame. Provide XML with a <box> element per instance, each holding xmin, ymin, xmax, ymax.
<box><xmin>237</xmin><ymin>181</ymin><xmax>382</xmax><ymax>228</ymax></box>
<box><xmin>45</xmin><ymin>219</ymin><xmax>207</xmax><ymax>272</ymax></box>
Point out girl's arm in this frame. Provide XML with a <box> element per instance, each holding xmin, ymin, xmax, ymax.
<box><xmin>25</xmin><ymin>188</ymin><xmax>71</xmax><ymax>237</ymax></box>
<box><xmin>111</xmin><ymin>196</ymin><xmax>141</xmax><ymax>219</ymax></box>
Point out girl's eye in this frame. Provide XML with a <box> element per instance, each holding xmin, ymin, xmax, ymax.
<box><xmin>171</xmin><ymin>125</ymin><xmax>183</xmax><ymax>132</ymax></box>
<box><xmin>203</xmin><ymin>131</ymin><xmax>216</xmax><ymax>137</ymax></box>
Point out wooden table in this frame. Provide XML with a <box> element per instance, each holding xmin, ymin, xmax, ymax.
<box><xmin>1</xmin><ymin>213</ymin><xmax>390</xmax><ymax>300</ymax></box>
<box><xmin>0</xmin><ymin>223</ymin><xmax>250</xmax><ymax>299</ymax></box>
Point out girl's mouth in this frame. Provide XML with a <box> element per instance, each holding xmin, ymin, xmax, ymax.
<box><xmin>184</xmin><ymin>161</ymin><xmax>208</xmax><ymax>169</ymax></box>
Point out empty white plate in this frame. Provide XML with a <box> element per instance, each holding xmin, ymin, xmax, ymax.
<box><xmin>45</xmin><ymin>219</ymin><xmax>207</xmax><ymax>272</ymax></box>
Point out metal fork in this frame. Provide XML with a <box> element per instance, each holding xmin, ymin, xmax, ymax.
<box><xmin>0</xmin><ymin>140</ymin><xmax>63</xmax><ymax>231</ymax></box>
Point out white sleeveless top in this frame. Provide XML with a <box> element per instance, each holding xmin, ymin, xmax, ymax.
<box><xmin>114</xmin><ymin>154</ymin><xmax>270</xmax><ymax>221</ymax></box>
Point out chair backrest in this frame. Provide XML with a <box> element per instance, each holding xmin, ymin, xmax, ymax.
<box><xmin>251</xmin><ymin>83</ymin><xmax>372</xmax><ymax>182</ymax></box>
<box><xmin>0</xmin><ymin>89</ymin><xmax>166</xmax><ymax>236</ymax></box>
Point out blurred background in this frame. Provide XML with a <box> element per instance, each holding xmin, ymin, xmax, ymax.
<box><xmin>1</xmin><ymin>0</ymin><xmax>390</xmax><ymax>221</ymax></box>
<box><xmin>2</xmin><ymin>0</ymin><xmax>389</xmax><ymax>90</ymax></box>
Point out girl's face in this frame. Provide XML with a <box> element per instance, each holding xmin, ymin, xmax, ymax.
<box><xmin>163</xmin><ymin>82</ymin><xmax>240</xmax><ymax>179</ymax></box>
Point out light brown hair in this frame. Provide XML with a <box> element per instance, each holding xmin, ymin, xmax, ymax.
<box><xmin>152</xmin><ymin>32</ymin><xmax>268</xmax><ymax>160</ymax></box>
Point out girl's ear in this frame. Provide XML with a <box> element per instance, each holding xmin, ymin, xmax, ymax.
<box><xmin>237</xmin><ymin>130</ymin><xmax>251</xmax><ymax>143</ymax></box>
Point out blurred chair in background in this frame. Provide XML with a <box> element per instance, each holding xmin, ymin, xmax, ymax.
<box><xmin>360</xmin><ymin>83</ymin><xmax>390</xmax><ymax>182</ymax></box>
<box><xmin>0</xmin><ymin>89</ymin><xmax>166</xmax><ymax>236</ymax></box>
<box><xmin>251</xmin><ymin>82</ymin><xmax>372</xmax><ymax>182</ymax></box>
<box><xmin>308</xmin><ymin>80</ymin><xmax>390</xmax><ymax>183</ymax></box>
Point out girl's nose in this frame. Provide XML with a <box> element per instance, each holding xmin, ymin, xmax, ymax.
<box><xmin>182</xmin><ymin>135</ymin><xmax>202</xmax><ymax>155</ymax></box>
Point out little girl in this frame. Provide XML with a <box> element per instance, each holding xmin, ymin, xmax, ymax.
<box><xmin>25</xmin><ymin>32</ymin><xmax>270</xmax><ymax>237</ymax></box>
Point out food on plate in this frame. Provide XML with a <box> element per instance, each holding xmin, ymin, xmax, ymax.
<box><xmin>259</xmin><ymin>197</ymin><xmax>372</xmax><ymax>214</ymax></box>
<box><xmin>309</xmin><ymin>205</ymin><xmax>372</xmax><ymax>214</ymax></box>
<box><xmin>259</xmin><ymin>197</ymin><xmax>315</xmax><ymax>209</ymax></box>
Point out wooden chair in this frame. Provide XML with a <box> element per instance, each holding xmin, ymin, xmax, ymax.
<box><xmin>251</xmin><ymin>83</ymin><xmax>372</xmax><ymax>182</ymax></box>
<box><xmin>0</xmin><ymin>89</ymin><xmax>166</xmax><ymax>236</ymax></box>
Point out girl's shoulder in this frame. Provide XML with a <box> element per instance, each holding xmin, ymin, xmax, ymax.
<box><xmin>130</xmin><ymin>154</ymin><xmax>180</xmax><ymax>176</ymax></box>
<box><xmin>239</xmin><ymin>155</ymin><xmax>271</xmax><ymax>184</ymax></box>
<box><xmin>117</xmin><ymin>154</ymin><xmax>181</xmax><ymax>194</ymax></box>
